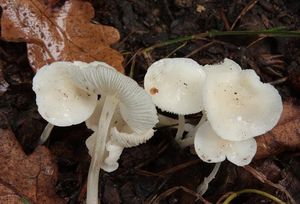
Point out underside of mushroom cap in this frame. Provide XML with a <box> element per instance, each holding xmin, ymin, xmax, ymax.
<box><xmin>85</xmin><ymin>99</ymin><xmax>104</xmax><ymax>131</ymax></box>
<box><xmin>32</xmin><ymin>62</ymin><xmax>98</xmax><ymax>126</ymax></box>
<box><xmin>203</xmin><ymin>58</ymin><xmax>283</xmax><ymax>141</ymax></box>
<box><xmin>194</xmin><ymin>121</ymin><xmax>257</xmax><ymax>166</ymax></box>
<box><xmin>70</xmin><ymin>61</ymin><xmax>158</xmax><ymax>134</ymax></box>
<box><xmin>86</xmin><ymin>101</ymin><xmax>155</xmax><ymax>148</ymax></box>
<box><xmin>111</xmin><ymin>127</ymin><xmax>155</xmax><ymax>148</ymax></box>
<box><xmin>144</xmin><ymin>58</ymin><xmax>206</xmax><ymax>115</ymax></box>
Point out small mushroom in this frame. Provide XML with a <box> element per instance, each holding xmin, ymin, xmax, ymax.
<box><xmin>70</xmin><ymin>61</ymin><xmax>158</xmax><ymax>204</ymax></box>
<box><xmin>194</xmin><ymin>121</ymin><xmax>257</xmax><ymax>166</ymax></box>
<box><xmin>32</xmin><ymin>62</ymin><xmax>98</xmax><ymax>143</ymax></box>
<box><xmin>33</xmin><ymin>61</ymin><xmax>158</xmax><ymax>204</ymax></box>
<box><xmin>202</xmin><ymin>58</ymin><xmax>283</xmax><ymax>141</ymax></box>
<box><xmin>144</xmin><ymin>58</ymin><xmax>206</xmax><ymax>140</ymax></box>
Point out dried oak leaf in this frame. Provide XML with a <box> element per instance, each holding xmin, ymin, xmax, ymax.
<box><xmin>0</xmin><ymin>0</ymin><xmax>124</xmax><ymax>72</ymax></box>
<box><xmin>0</xmin><ymin>128</ymin><xmax>65</xmax><ymax>204</ymax></box>
<box><xmin>255</xmin><ymin>100</ymin><xmax>300</xmax><ymax>159</ymax></box>
<box><xmin>44</xmin><ymin>0</ymin><xmax>61</xmax><ymax>7</ymax></box>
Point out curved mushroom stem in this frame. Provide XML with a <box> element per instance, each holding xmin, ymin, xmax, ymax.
<box><xmin>39</xmin><ymin>123</ymin><xmax>54</xmax><ymax>144</ymax></box>
<box><xmin>175</xmin><ymin>115</ymin><xmax>185</xmax><ymax>141</ymax></box>
<box><xmin>87</xmin><ymin>95</ymin><xmax>118</xmax><ymax>204</ymax></box>
<box><xmin>197</xmin><ymin>162</ymin><xmax>221</xmax><ymax>195</ymax></box>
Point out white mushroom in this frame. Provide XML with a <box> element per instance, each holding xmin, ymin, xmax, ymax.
<box><xmin>194</xmin><ymin>121</ymin><xmax>257</xmax><ymax>166</ymax></box>
<box><xmin>85</xmin><ymin>103</ymin><xmax>155</xmax><ymax>172</ymax></box>
<box><xmin>69</xmin><ymin>62</ymin><xmax>158</xmax><ymax>204</ymax></box>
<box><xmin>203</xmin><ymin>58</ymin><xmax>283</xmax><ymax>141</ymax></box>
<box><xmin>32</xmin><ymin>62</ymin><xmax>98</xmax><ymax>143</ymax></box>
<box><xmin>33</xmin><ymin>61</ymin><xmax>158</xmax><ymax>204</ymax></box>
<box><xmin>144</xmin><ymin>58</ymin><xmax>206</xmax><ymax>140</ymax></box>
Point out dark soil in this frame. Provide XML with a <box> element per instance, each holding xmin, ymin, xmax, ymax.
<box><xmin>1</xmin><ymin>0</ymin><xmax>300</xmax><ymax>203</ymax></box>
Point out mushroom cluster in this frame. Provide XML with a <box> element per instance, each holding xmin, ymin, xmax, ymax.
<box><xmin>144</xmin><ymin>58</ymin><xmax>282</xmax><ymax>167</ymax></box>
<box><xmin>33</xmin><ymin>61</ymin><xmax>158</xmax><ymax>204</ymax></box>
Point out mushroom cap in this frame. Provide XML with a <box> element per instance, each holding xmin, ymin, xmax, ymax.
<box><xmin>70</xmin><ymin>61</ymin><xmax>158</xmax><ymax>134</ymax></box>
<box><xmin>203</xmin><ymin>58</ymin><xmax>283</xmax><ymax>141</ymax></box>
<box><xmin>32</xmin><ymin>62</ymin><xmax>97</xmax><ymax>126</ymax></box>
<box><xmin>144</xmin><ymin>58</ymin><xmax>206</xmax><ymax>115</ymax></box>
<box><xmin>86</xmin><ymin>101</ymin><xmax>155</xmax><ymax>148</ymax></box>
<box><xmin>194</xmin><ymin>121</ymin><xmax>257</xmax><ymax>166</ymax></box>
<box><xmin>111</xmin><ymin>127</ymin><xmax>154</xmax><ymax>148</ymax></box>
<box><xmin>85</xmin><ymin>99</ymin><xmax>104</xmax><ymax>131</ymax></box>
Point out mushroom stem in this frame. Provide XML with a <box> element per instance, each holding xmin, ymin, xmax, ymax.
<box><xmin>87</xmin><ymin>95</ymin><xmax>119</xmax><ymax>204</ymax></box>
<box><xmin>177</xmin><ymin>114</ymin><xmax>206</xmax><ymax>148</ymax></box>
<box><xmin>177</xmin><ymin>137</ymin><xmax>194</xmax><ymax>148</ymax></box>
<box><xmin>175</xmin><ymin>115</ymin><xmax>185</xmax><ymax>141</ymax></box>
<box><xmin>197</xmin><ymin>162</ymin><xmax>221</xmax><ymax>195</ymax></box>
<box><xmin>39</xmin><ymin>123</ymin><xmax>54</xmax><ymax>144</ymax></box>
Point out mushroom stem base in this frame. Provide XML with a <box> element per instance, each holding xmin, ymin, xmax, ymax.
<box><xmin>197</xmin><ymin>162</ymin><xmax>221</xmax><ymax>195</ymax></box>
<box><xmin>87</xmin><ymin>95</ymin><xmax>118</xmax><ymax>204</ymax></box>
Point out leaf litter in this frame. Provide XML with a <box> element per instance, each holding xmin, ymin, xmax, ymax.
<box><xmin>0</xmin><ymin>126</ymin><xmax>65</xmax><ymax>204</ymax></box>
<box><xmin>0</xmin><ymin>0</ymin><xmax>124</xmax><ymax>72</ymax></box>
<box><xmin>0</xmin><ymin>0</ymin><xmax>300</xmax><ymax>203</ymax></box>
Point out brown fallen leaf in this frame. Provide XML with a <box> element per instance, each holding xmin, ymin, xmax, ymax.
<box><xmin>255</xmin><ymin>100</ymin><xmax>300</xmax><ymax>159</ymax></box>
<box><xmin>44</xmin><ymin>0</ymin><xmax>61</xmax><ymax>7</ymax></box>
<box><xmin>0</xmin><ymin>0</ymin><xmax>124</xmax><ymax>72</ymax></box>
<box><xmin>0</xmin><ymin>128</ymin><xmax>66</xmax><ymax>204</ymax></box>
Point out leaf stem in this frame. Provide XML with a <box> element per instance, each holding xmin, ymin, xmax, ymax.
<box><xmin>143</xmin><ymin>28</ymin><xmax>300</xmax><ymax>53</ymax></box>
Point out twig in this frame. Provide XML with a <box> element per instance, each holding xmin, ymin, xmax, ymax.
<box><xmin>157</xmin><ymin>159</ymin><xmax>201</xmax><ymax>176</ymax></box>
<box><xmin>269</xmin><ymin>77</ymin><xmax>288</xmax><ymax>85</ymax></box>
<box><xmin>244</xmin><ymin>165</ymin><xmax>296</xmax><ymax>204</ymax></box>
<box><xmin>222</xmin><ymin>189</ymin><xmax>286</xmax><ymax>204</ymax></box>
<box><xmin>230</xmin><ymin>0</ymin><xmax>259</xmax><ymax>30</ymax></box>
<box><xmin>216</xmin><ymin>191</ymin><xmax>234</xmax><ymax>204</ymax></box>
<box><xmin>165</xmin><ymin>42</ymin><xmax>187</xmax><ymax>58</ymax></box>
<box><xmin>163</xmin><ymin>0</ymin><xmax>174</xmax><ymax>21</ymax></box>
<box><xmin>247</xmin><ymin>36</ymin><xmax>266</xmax><ymax>48</ymax></box>
<box><xmin>150</xmin><ymin>186</ymin><xmax>210</xmax><ymax>204</ymax></box>
<box><xmin>185</xmin><ymin>41</ymin><xmax>215</xmax><ymax>57</ymax></box>
<box><xmin>129</xmin><ymin>53</ymin><xmax>137</xmax><ymax>78</ymax></box>
<box><xmin>219</xmin><ymin>8</ymin><xmax>231</xmax><ymax>31</ymax></box>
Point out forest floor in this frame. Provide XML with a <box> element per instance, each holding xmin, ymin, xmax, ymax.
<box><xmin>1</xmin><ymin>0</ymin><xmax>300</xmax><ymax>203</ymax></box>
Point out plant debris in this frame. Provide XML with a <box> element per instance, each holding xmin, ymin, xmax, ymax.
<box><xmin>256</xmin><ymin>100</ymin><xmax>300</xmax><ymax>159</ymax></box>
<box><xmin>0</xmin><ymin>127</ymin><xmax>65</xmax><ymax>204</ymax></box>
<box><xmin>0</xmin><ymin>0</ymin><xmax>124</xmax><ymax>72</ymax></box>
<box><xmin>0</xmin><ymin>0</ymin><xmax>300</xmax><ymax>203</ymax></box>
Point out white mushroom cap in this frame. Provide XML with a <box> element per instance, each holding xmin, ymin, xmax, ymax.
<box><xmin>70</xmin><ymin>62</ymin><xmax>158</xmax><ymax>134</ymax></box>
<box><xmin>203</xmin><ymin>58</ymin><xmax>283</xmax><ymax>141</ymax></box>
<box><xmin>85</xmin><ymin>100</ymin><xmax>104</xmax><ymax>132</ymax></box>
<box><xmin>194</xmin><ymin>121</ymin><xmax>257</xmax><ymax>166</ymax></box>
<box><xmin>32</xmin><ymin>62</ymin><xmax>97</xmax><ymax>126</ymax></box>
<box><xmin>86</xmin><ymin>102</ymin><xmax>155</xmax><ymax>148</ymax></box>
<box><xmin>144</xmin><ymin>58</ymin><xmax>206</xmax><ymax>115</ymax></box>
